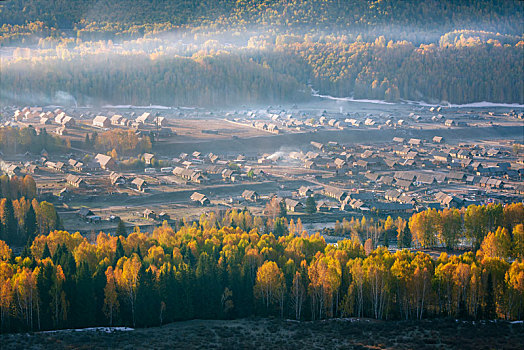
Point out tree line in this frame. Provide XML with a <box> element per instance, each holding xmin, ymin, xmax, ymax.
<box><xmin>314</xmin><ymin>203</ymin><xmax>523</xmax><ymax>254</ymax></box>
<box><xmin>84</xmin><ymin>130</ymin><xmax>152</xmax><ymax>157</ymax></box>
<box><xmin>0</xmin><ymin>175</ymin><xmax>61</xmax><ymax>247</ymax></box>
<box><xmin>1</xmin><ymin>51</ymin><xmax>306</xmax><ymax>106</ymax></box>
<box><xmin>280</xmin><ymin>35</ymin><xmax>523</xmax><ymax>103</ymax></box>
<box><xmin>2</xmin><ymin>31</ymin><xmax>522</xmax><ymax>105</ymax></box>
<box><xmin>0</xmin><ymin>127</ymin><xmax>66</xmax><ymax>155</ymax></box>
<box><xmin>1</xmin><ymin>0</ymin><xmax>521</xmax><ymax>38</ymax></box>
<box><xmin>0</xmin><ymin>203</ymin><xmax>522</xmax><ymax>333</ymax></box>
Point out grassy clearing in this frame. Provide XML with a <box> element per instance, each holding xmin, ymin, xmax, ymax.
<box><xmin>1</xmin><ymin>318</ymin><xmax>522</xmax><ymax>350</ymax></box>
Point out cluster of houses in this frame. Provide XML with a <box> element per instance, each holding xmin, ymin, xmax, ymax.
<box><xmin>178</xmin><ymin>134</ymin><xmax>520</xmax><ymax>215</ymax></box>
<box><xmin>3</xmin><ymin>104</ymin><xmax>522</xmax><ymax>229</ymax></box>
<box><xmin>283</xmin><ymin>137</ymin><xmax>523</xmax><ymax>210</ymax></box>
<box><xmin>92</xmin><ymin>112</ymin><xmax>168</xmax><ymax>130</ymax></box>
<box><xmin>227</xmin><ymin>106</ymin><xmax>487</xmax><ymax>136</ymax></box>
<box><xmin>12</xmin><ymin>108</ymin><xmax>77</xmax><ymax>135</ymax></box>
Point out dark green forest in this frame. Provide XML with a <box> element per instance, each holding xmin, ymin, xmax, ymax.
<box><xmin>0</xmin><ymin>0</ymin><xmax>523</xmax><ymax>105</ymax></box>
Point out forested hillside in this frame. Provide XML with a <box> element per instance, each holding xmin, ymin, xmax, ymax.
<box><xmin>1</xmin><ymin>0</ymin><xmax>522</xmax><ymax>34</ymax></box>
<box><xmin>0</xmin><ymin>204</ymin><xmax>523</xmax><ymax>333</ymax></box>
<box><xmin>0</xmin><ymin>0</ymin><xmax>522</xmax><ymax>105</ymax></box>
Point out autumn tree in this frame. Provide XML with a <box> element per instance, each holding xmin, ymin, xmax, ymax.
<box><xmin>50</xmin><ymin>264</ymin><xmax>67</xmax><ymax>328</ymax></box>
<box><xmin>254</xmin><ymin>261</ymin><xmax>285</xmax><ymax>315</ymax></box>
<box><xmin>103</xmin><ymin>266</ymin><xmax>119</xmax><ymax>326</ymax></box>
<box><xmin>409</xmin><ymin>209</ymin><xmax>438</xmax><ymax>248</ymax></box>
<box><xmin>512</xmin><ymin>224</ymin><xmax>524</xmax><ymax>259</ymax></box>
<box><xmin>464</xmin><ymin>205</ymin><xmax>489</xmax><ymax>250</ymax></box>
<box><xmin>438</xmin><ymin>208</ymin><xmax>462</xmax><ymax>250</ymax></box>
<box><xmin>478</xmin><ymin>227</ymin><xmax>512</xmax><ymax>260</ymax></box>
<box><xmin>115</xmin><ymin>254</ymin><xmax>141</xmax><ymax>327</ymax></box>
<box><xmin>290</xmin><ymin>270</ymin><xmax>305</xmax><ymax>320</ymax></box>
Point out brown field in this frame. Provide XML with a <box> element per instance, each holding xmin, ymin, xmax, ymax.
<box><xmin>169</xmin><ymin>118</ymin><xmax>269</xmax><ymax>139</ymax></box>
<box><xmin>1</xmin><ymin>318</ymin><xmax>522</xmax><ymax>350</ymax></box>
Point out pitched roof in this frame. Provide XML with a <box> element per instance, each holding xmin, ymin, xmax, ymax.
<box><xmin>190</xmin><ymin>192</ymin><xmax>208</xmax><ymax>202</ymax></box>
<box><xmin>78</xmin><ymin>208</ymin><xmax>94</xmax><ymax>217</ymax></box>
<box><xmin>143</xmin><ymin>153</ymin><xmax>155</xmax><ymax>161</ymax></box>
<box><xmin>93</xmin><ymin>115</ymin><xmax>108</xmax><ymax>124</ymax></box>
<box><xmin>95</xmin><ymin>153</ymin><xmax>114</xmax><ymax>167</ymax></box>
<box><xmin>66</xmin><ymin>174</ymin><xmax>83</xmax><ymax>185</ymax></box>
<box><xmin>285</xmin><ymin>198</ymin><xmax>302</xmax><ymax>208</ymax></box>
<box><xmin>131</xmin><ymin>177</ymin><xmax>146</xmax><ymax>187</ymax></box>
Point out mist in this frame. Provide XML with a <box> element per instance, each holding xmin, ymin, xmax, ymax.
<box><xmin>1</xmin><ymin>0</ymin><xmax>522</xmax><ymax>108</ymax></box>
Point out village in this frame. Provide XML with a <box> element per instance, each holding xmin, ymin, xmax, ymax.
<box><xmin>0</xmin><ymin>101</ymin><xmax>522</xmax><ymax>238</ymax></box>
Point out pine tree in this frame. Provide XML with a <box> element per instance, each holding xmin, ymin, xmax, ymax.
<box><xmin>273</xmin><ymin>217</ymin><xmax>287</xmax><ymax>237</ymax></box>
<box><xmin>383</xmin><ymin>229</ymin><xmax>389</xmax><ymax>248</ymax></box>
<box><xmin>73</xmin><ymin>262</ymin><xmax>95</xmax><ymax>327</ymax></box>
<box><xmin>37</xmin><ymin>262</ymin><xmax>55</xmax><ymax>329</ymax></box>
<box><xmin>402</xmin><ymin>225</ymin><xmax>412</xmax><ymax>248</ymax></box>
<box><xmin>305</xmin><ymin>196</ymin><xmax>317</xmax><ymax>214</ymax></box>
<box><xmin>24</xmin><ymin>204</ymin><xmax>37</xmax><ymax>243</ymax></box>
<box><xmin>279</xmin><ymin>199</ymin><xmax>287</xmax><ymax>218</ymax></box>
<box><xmin>397</xmin><ymin>224</ymin><xmax>412</xmax><ymax>248</ymax></box>
<box><xmin>42</xmin><ymin>242</ymin><xmax>51</xmax><ymax>259</ymax></box>
<box><xmin>3</xmin><ymin>198</ymin><xmax>18</xmax><ymax>245</ymax></box>
<box><xmin>114</xmin><ymin>238</ymin><xmax>125</xmax><ymax>265</ymax></box>
<box><xmin>115</xmin><ymin>220</ymin><xmax>127</xmax><ymax>237</ymax></box>
<box><xmin>484</xmin><ymin>272</ymin><xmax>495</xmax><ymax>319</ymax></box>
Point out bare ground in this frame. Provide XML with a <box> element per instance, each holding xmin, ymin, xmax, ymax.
<box><xmin>1</xmin><ymin>318</ymin><xmax>523</xmax><ymax>350</ymax></box>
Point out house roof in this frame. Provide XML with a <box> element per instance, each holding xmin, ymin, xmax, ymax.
<box><xmin>394</xmin><ymin>171</ymin><xmax>416</xmax><ymax>181</ymax></box>
<box><xmin>190</xmin><ymin>192</ymin><xmax>208</xmax><ymax>202</ymax></box>
<box><xmin>110</xmin><ymin>114</ymin><xmax>123</xmax><ymax>122</ymax></box>
<box><xmin>66</xmin><ymin>174</ymin><xmax>83</xmax><ymax>185</ymax></box>
<box><xmin>416</xmin><ymin>174</ymin><xmax>435</xmax><ymax>184</ymax></box>
<box><xmin>385</xmin><ymin>189</ymin><xmax>401</xmax><ymax>200</ymax></box>
<box><xmin>365</xmin><ymin>172</ymin><xmax>379</xmax><ymax>182</ymax></box>
<box><xmin>393</xmin><ymin>137</ymin><xmax>404</xmax><ymax>143</ymax></box>
<box><xmin>334</xmin><ymin>158</ymin><xmax>346</xmax><ymax>166</ymax></box>
<box><xmin>143</xmin><ymin>153</ymin><xmax>155</xmax><ymax>161</ymax></box>
<box><xmin>131</xmin><ymin>177</ymin><xmax>146</xmax><ymax>187</ymax></box>
<box><xmin>447</xmin><ymin>171</ymin><xmax>466</xmax><ymax>180</ymax></box>
<box><xmin>242</xmin><ymin>190</ymin><xmax>258</xmax><ymax>198</ymax></box>
<box><xmin>136</xmin><ymin>112</ymin><xmax>151</xmax><ymax>123</ymax></box>
<box><xmin>93</xmin><ymin>115</ymin><xmax>108</xmax><ymax>124</ymax></box>
<box><xmin>109</xmin><ymin>172</ymin><xmax>125</xmax><ymax>184</ymax></box>
<box><xmin>78</xmin><ymin>208</ymin><xmax>94</xmax><ymax>217</ymax></box>
<box><xmin>95</xmin><ymin>154</ymin><xmax>114</xmax><ymax>167</ymax></box>
<box><xmin>285</xmin><ymin>198</ymin><xmax>302</xmax><ymax>208</ymax></box>
<box><xmin>395</xmin><ymin>179</ymin><xmax>413</xmax><ymax>188</ymax></box>
<box><xmin>298</xmin><ymin>186</ymin><xmax>312</xmax><ymax>194</ymax></box>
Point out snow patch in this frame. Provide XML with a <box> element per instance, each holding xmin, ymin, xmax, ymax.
<box><xmin>403</xmin><ymin>100</ymin><xmax>524</xmax><ymax>108</ymax></box>
<box><xmin>312</xmin><ymin>92</ymin><xmax>395</xmax><ymax>105</ymax></box>
<box><xmin>40</xmin><ymin>327</ymin><xmax>134</xmax><ymax>334</ymax></box>
<box><xmin>312</xmin><ymin>90</ymin><xmax>524</xmax><ymax>108</ymax></box>
<box><xmin>102</xmin><ymin>105</ymin><xmax>173</xmax><ymax>109</ymax></box>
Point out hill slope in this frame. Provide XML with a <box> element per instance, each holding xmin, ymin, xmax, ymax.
<box><xmin>0</xmin><ymin>0</ymin><xmax>522</xmax><ymax>106</ymax></box>
<box><xmin>1</xmin><ymin>0</ymin><xmax>522</xmax><ymax>34</ymax></box>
